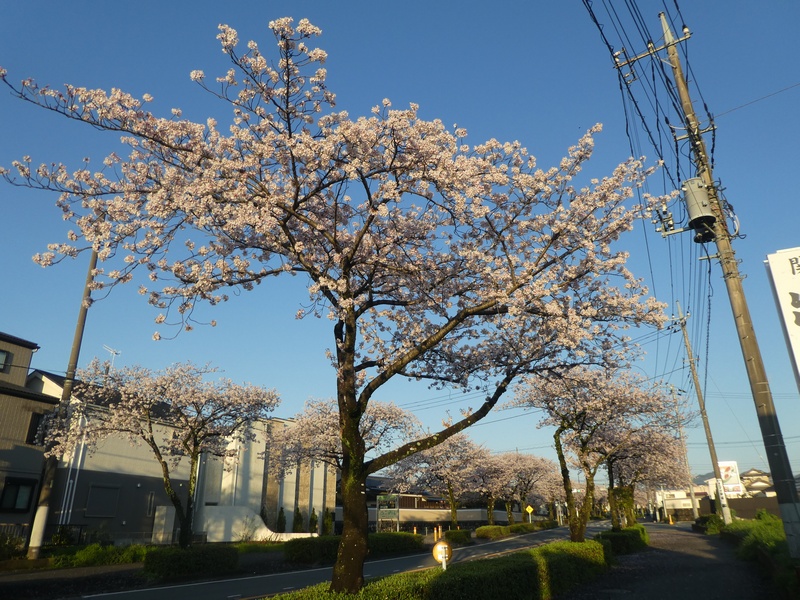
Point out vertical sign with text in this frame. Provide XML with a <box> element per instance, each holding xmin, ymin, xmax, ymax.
<box><xmin>765</xmin><ymin>247</ymin><xmax>800</xmax><ymax>393</ymax></box>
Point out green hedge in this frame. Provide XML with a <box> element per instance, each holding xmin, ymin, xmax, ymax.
<box><xmin>284</xmin><ymin>532</ymin><xmax>425</xmax><ymax>565</ymax></box>
<box><xmin>284</xmin><ymin>536</ymin><xmax>340</xmax><ymax>564</ymax></box>
<box><xmin>721</xmin><ymin>511</ymin><xmax>798</xmax><ymax>598</ymax></box>
<box><xmin>50</xmin><ymin>543</ymin><xmax>149</xmax><ymax>568</ymax></box>
<box><xmin>443</xmin><ymin>529</ymin><xmax>473</xmax><ymax>545</ymax></box>
<box><xmin>273</xmin><ymin>539</ymin><xmax>609</xmax><ymax>599</ymax></box>
<box><xmin>475</xmin><ymin>520</ymin><xmax>557</xmax><ymax>540</ymax></box>
<box><xmin>143</xmin><ymin>545</ymin><xmax>239</xmax><ymax>580</ymax></box>
<box><xmin>595</xmin><ymin>524</ymin><xmax>649</xmax><ymax>555</ymax></box>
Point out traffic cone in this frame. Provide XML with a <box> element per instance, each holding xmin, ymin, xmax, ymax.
<box><xmin>668</xmin><ymin>514</ymin><xmax>674</xmax><ymax>525</ymax></box>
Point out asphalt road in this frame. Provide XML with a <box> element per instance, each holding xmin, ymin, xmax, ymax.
<box><xmin>76</xmin><ymin>522</ymin><xmax>611</xmax><ymax>599</ymax></box>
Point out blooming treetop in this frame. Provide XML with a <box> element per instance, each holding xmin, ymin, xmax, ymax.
<box><xmin>267</xmin><ymin>397</ymin><xmax>422</xmax><ymax>477</ymax></box>
<box><xmin>1</xmin><ymin>19</ymin><xmax>664</xmax><ymax>396</ymax></box>
<box><xmin>48</xmin><ymin>359</ymin><xmax>280</xmax><ymax>463</ymax></box>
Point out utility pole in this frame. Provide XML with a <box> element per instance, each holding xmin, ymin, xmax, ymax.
<box><xmin>676</xmin><ymin>304</ymin><xmax>729</xmax><ymax>523</ymax></box>
<box><xmin>670</xmin><ymin>385</ymin><xmax>699</xmax><ymax>520</ymax></box>
<box><xmin>27</xmin><ymin>249</ymin><xmax>97</xmax><ymax>559</ymax></box>
<box><xmin>657</xmin><ymin>14</ymin><xmax>800</xmax><ymax>555</ymax></box>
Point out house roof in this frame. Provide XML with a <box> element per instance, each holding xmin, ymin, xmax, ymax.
<box><xmin>0</xmin><ymin>379</ymin><xmax>59</xmax><ymax>404</ymax></box>
<box><xmin>740</xmin><ymin>468</ymin><xmax>770</xmax><ymax>478</ymax></box>
<box><xmin>30</xmin><ymin>369</ymin><xmax>68</xmax><ymax>389</ymax></box>
<box><xmin>0</xmin><ymin>331</ymin><xmax>40</xmax><ymax>350</ymax></box>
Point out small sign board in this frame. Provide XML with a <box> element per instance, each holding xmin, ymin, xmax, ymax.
<box><xmin>432</xmin><ymin>539</ymin><xmax>452</xmax><ymax>567</ymax></box>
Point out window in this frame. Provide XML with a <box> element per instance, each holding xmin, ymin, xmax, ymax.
<box><xmin>146</xmin><ymin>492</ymin><xmax>155</xmax><ymax>517</ymax></box>
<box><xmin>85</xmin><ymin>485</ymin><xmax>120</xmax><ymax>518</ymax></box>
<box><xmin>0</xmin><ymin>350</ymin><xmax>8</xmax><ymax>373</ymax></box>
<box><xmin>25</xmin><ymin>412</ymin><xmax>44</xmax><ymax>445</ymax></box>
<box><xmin>0</xmin><ymin>478</ymin><xmax>37</xmax><ymax>512</ymax></box>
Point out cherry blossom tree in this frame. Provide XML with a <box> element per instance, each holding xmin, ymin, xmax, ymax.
<box><xmin>466</xmin><ymin>449</ymin><xmax>511</xmax><ymax>525</ymax></box>
<box><xmin>47</xmin><ymin>360</ymin><xmax>279</xmax><ymax>548</ymax></box>
<box><xmin>605</xmin><ymin>428</ymin><xmax>687</xmax><ymax>528</ymax></box>
<box><xmin>1</xmin><ymin>18</ymin><xmax>667</xmax><ymax>592</ymax></box>
<box><xmin>515</xmin><ymin>367</ymin><xmax>672</xmax><ymax>541</ymax></box>
<box><xmin>267</xmin><ymin>397</ymin><xmax>422</xmax><ymax>478</ymax></box>
<box><xmin>495</xmin><ymin>452</ymin><xmax>559</xmax><ymax>523</ymax></box>
<box><xmin>387</xmin><ymin>432</ymin><xmax>484</xmax><ymax>526</ymax></box>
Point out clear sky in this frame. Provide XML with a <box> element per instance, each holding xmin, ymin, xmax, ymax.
<box><xmin>1</xmin><ymin>1</ymin><xmax>798</xmax><ymax>483</ymax></box>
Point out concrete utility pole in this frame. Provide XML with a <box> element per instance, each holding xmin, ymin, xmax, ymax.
<box><xmin>676</xmin><ymin>304</ymin><xmax>730</xmax><ymax>523</ymax></box>
<box><xmin>658</xmin><ymin>14</ymin><xmax>800</xmax><ymax>556</ymax></box>
<box><xmin>670</xmin><ymin>385</ymin><xmax>699</xmax><ymax>520</ymax></box>
<box><xmin>27</xmin><ymin>249</ymin><xmax>97</xmax><ymax>559</ymax></box>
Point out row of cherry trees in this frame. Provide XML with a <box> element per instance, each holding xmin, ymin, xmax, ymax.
<box><xmin>515</xmin><ymin>366</ymin><xmax>689</xmax><ymax>541</ymax></box>
<box><xmin>2</xmin><ymin>16</ymin><xmax>672</xmax><ymax>593</ymax></box>
<box><xmin>270</xmin><ymin>402</ymin><xmax>563</xmax><ymax>527</ymax></box>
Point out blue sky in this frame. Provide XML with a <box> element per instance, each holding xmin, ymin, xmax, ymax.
<box><xmin>1</xmin><ymin>1</ymin><xmax>798</xmax><ymax>482</ymax></box>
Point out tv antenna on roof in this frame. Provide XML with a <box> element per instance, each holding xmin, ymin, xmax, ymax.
<box><xmin>102</xmin><ymin>345</ymin><xmax>121</xmax><ymax>369</ymax></box>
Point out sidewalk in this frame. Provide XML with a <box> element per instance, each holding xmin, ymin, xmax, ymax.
<box><xmin>559</xmin><ymin>522</ymin><xmax>777</xmax><ymax>600</ymax></box>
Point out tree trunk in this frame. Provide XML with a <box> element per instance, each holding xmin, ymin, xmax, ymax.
<box><xmin>331</xmin><ymin>459</ymin><xmax>369</xmax><ymax>593</ymax></box>
<box><xmin>553</xmin><ymin>428</ymin><xmax>583</xmax><ymax>542</ymax></box>
<box><xmin>576</xmin><ymin>465</ymin><xmax>595</xmax><ymax>540</ymax></box>
<box><xmin>607</xmin><ymin>462</ymin><xmax>622</xmax><ymax>530</ymax></box>
<box><xmin>623</xmin><ymin>484</ymin><xmax>637</xmax><ymax>526</ymax></box>
<box><xmin>487</xmin><ymin>495</ymin><xmax>495</xmax><ymax>525</ymax></box>
<box><xmin>447</xmin><ymin>482</ymin><xmax>458</xmax><ymax>526</ymax></box>
<box><xmin>156</xmin><ymin>455</ymin><xmax>190</xmax><ymax>548</ymax></box>
<box><xmin>176</xmin><ymin>451</ymin><xmax>200</xmax><ymax>548</ymax></box>
<box><xmin>505</xmin><ymin>501</ymin><xmax>515</xmax><ymax>525</ymax></box>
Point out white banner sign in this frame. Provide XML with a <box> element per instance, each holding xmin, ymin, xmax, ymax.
<box><xmin>765</xmin><ymin>247</ymin><xmax>800</xmax><ymax>392</ymax></box>
<box><xmin>718</xmin><ymin>461</ymin><xmax>743</xmax><ymax>495</ymax></box>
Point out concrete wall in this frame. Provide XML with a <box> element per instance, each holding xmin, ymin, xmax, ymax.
<box><xmin>196</xmin><ymin>505</ymin><xmax>316</xmax><ymax>542</ymax></box>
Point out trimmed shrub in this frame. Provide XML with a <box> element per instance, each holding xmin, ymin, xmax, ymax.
<box><xmin>595</xmin><ymin>524</ymin><xmax>649</xmax><ymax>555</ymax></box>
<box><xmin>49</xmin><ymin>543</ymin><xmax>148</xmax><ymax>568</ymax></box>
<box><xmin>0</xmin><ymin>532</ymin><xmax>24</xmax><ymax>561</ymax></box>
<box><xmin>235</xmin><ymin>541</ymin><xmax>284</xmax><ymax>554</ymax></box>
<box><xmin>534</xmin><ymin>540</ymin><xmax>609</xmax><ymax>598</ymax></box>
<box><xmin>474</xmin><ymin>525</ymin><xmax>511</xmax><ymax>540</ymax></box>
<box><xmin>475</xmin><ymin>521</ymin><xmax>556</xmax><ymax>540</ymax></box>
<box><xmin>426</xmin><ymin>551</ymin><xmax>541</xmax><ymax>599</ymax></box>
<box><xmin>322</xmin><ymin>508</ymin><xmax>334</xmax><ymax>535</ymax></box>
<box><xmin>276</xmin><ymin>507</ymin><xmax>286</xmax><ymax>533</ymax></box>
<box><xmin>368</xmin><ymin>532</ymin><xmax>424</xmax><ymax>555</ymax></box>
<box><xmin>292</xmin><ymin>507</ymin><xmax>305</xmax><ymax>533</ymax></box>
<box><xmin>309</xmin><ymin>508</ymin><xmax>319</xmax><ymax>534</ymax></box>
<box><xmin>272</xmin><ymin>539</ymin><xmax>611</xmax><ymax>599</ymax></box>
<box><xmin>272</xmin><ymin>569</ymin><xmax>441</xmax><ymax>599</ymax></box>
<box><xmin>283</xmin><ymin>532</ymin><xmax>424</xmax><ymax>565</ymax></box>
<box><xmin>443</xmin><ymin>529</ymin><xmax>472</xmax><ymax>545</ymax></box>
<box><xmin>695</xmin><ymin>513</ymin><xmax>724</xmax><ymax>534</ymax></box>
<box><xmin>143</xmin><ymin>545</ymin><xmax>238</xmax><ymax>581</ymax></box>
<box><xmin>283</xmin><ymin>535</ymin><xmax>340</xmax><ymax>564</ymax></box>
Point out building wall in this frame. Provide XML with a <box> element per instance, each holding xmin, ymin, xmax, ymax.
<box><xmin>195</xmin><ymin>418</ymin><xmax>335</xmax><ymax>541</ymax></box>
<box><xmin>0</xmin><ymin>334</ymin><xmax>37</xmax><ymax>387</ymax></box>
<box><xmin>0</xmin><ymin>334</ymin><xmax>54</xmax><ymax>536</ymax></box>
<box><xmin>51</xmin><ymin>413</ymin><xmax>192</xmax><ymax>544</ymax></box>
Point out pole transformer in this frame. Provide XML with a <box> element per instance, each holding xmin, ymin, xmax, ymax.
<box><xmin>659</xmin><ymin>13</ymin><xmax>800</xmax><ymax>556</ymax></box>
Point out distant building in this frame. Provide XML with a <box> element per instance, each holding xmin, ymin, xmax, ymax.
<box><xmin>0</xmin><ymin>331</ymin><xmax>335</xmax><ymax>547</ymax></box>
<box><xmin>739</xmin><ymin>468</ymin><xmax>774</xmax><ymax>497</ymax></box>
